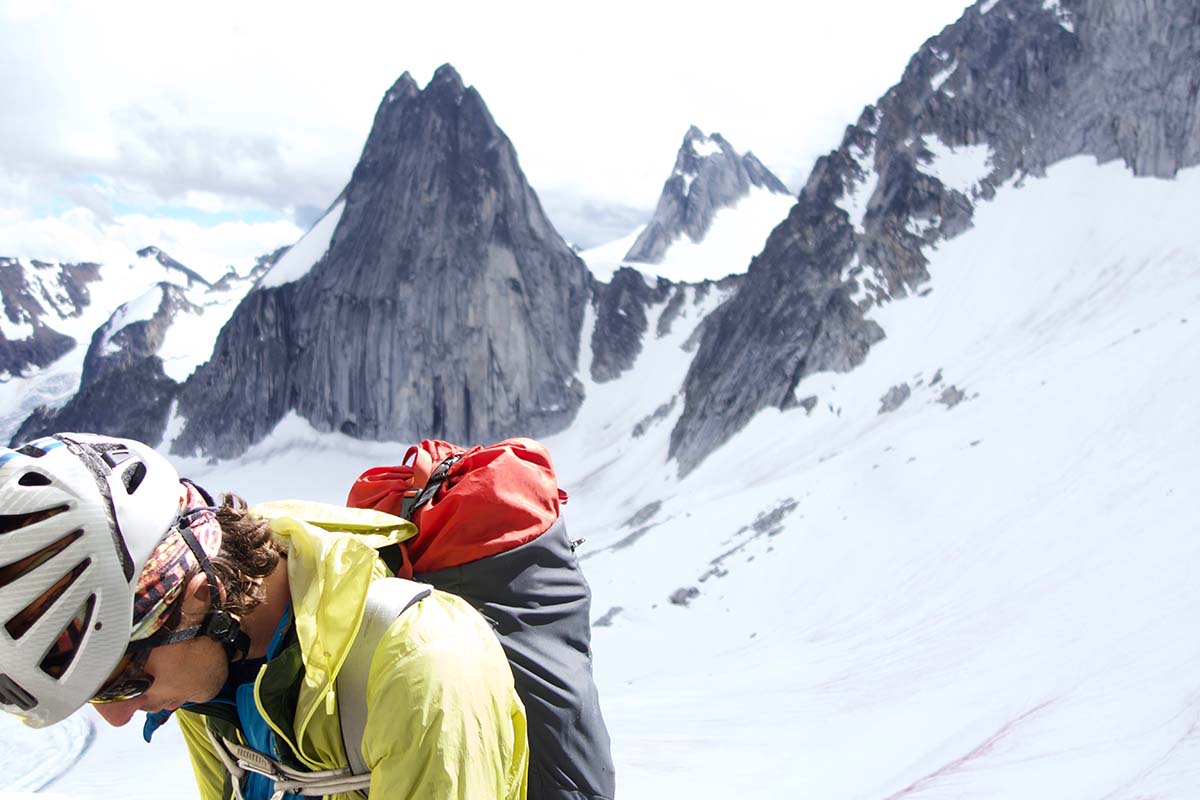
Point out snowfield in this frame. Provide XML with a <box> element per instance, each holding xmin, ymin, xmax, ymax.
<box><xmin>3</xmin><ymin>156</ymin><xmax>1200</xmax><ymax>798</ymax></box>
<box><xmin>580</xmin><ymin>187</ymin><xmax>795</xmax><ymax>284</ymax></box>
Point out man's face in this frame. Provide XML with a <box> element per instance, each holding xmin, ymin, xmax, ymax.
<box><xmin>90</xmin><ymin>632</ymin><xmax>228</xmax><ymax>727</ymax></box>
<box><xmin>90</xmin><ymin>569</ymin><xmax>231</xmax><ymax>731</ymax></box>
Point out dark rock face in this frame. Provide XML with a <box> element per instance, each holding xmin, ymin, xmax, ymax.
<box><xmin>590</xmin><ymin>269</ymin><xmax>671</xmax><ymax>383</ymax></box>
<box><xmin>11</xmin><ymin>356</ymin><xmax>178</xmax><ymax>447</ymax></box>
<box><xmin>670</xmin><ymin>0</ymin><xmax>1200</xmax><ymax>473</ymax></box>
<box><xmin>11</xmin><ymin>282</ymin><xmax>204</xmax><ymax>445</ymax></box>
<box><xmin>624</xmin><ymin>126</ymin><xmax>791</xmax><ymax>264</ymax></box>
<box><xmin>0</xmin><ymin>259</ymin><xmax>101</xmax><ymax>376</ymax></box>
<box><xmin>173</xmin><ymin>65</ymin><xmax>590</xmax><ymax>458</ymax></box>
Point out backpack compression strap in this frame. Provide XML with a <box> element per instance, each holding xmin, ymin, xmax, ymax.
<box><xmin>378</xmin><ymin>454</ymin><xmax>463</xmax><ymax>575</ymax></box>
<box><xmin>336</xmin><ymin>577</ymin><xmax>432</xmax><ymax>778</ymax></box>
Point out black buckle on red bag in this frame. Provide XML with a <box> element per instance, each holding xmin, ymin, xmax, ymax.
<box><xmin>399</xmin><ymin>454</ymin><xmax>463</xmax><ymax>520</ymax></box>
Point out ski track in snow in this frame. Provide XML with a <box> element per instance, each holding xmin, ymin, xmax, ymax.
<box><xmin>4</xmin><ymin>157</ymin><xmax>1200</xmax><ymax>798</ymax></box>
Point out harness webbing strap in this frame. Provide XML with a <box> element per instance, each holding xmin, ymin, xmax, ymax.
<box><xmin>205</xmin><ymin>578</ymin><xmax>429</xmax><ymax>799</ymax></box>
<box><xmin>207</xmin><ymin>726</ymin><xmax>372</xmax><ymax>800</ymax></box>
<box><xmin>336</xmin><ymin>577</ymin><xmax>432</xmax><ymax>780</ymax></box>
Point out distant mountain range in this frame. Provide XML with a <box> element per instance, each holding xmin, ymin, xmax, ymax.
<box><xmin>3</xmin><ymin>0</ymin><xmax>1198</xmax><ymax>481</ymax></box>
<box><xmin>623</xmin><ymin>126</ymin><xmax>790</xmax><ymax>265</ymax></box>
<box><xmin>5</xmin><ymin>3</ymin><xmax>1200</xmax><ymax>795</ymax></box>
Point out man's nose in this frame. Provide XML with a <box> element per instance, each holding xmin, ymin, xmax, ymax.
<box><xmin>91</xmin><ymin>699</ymin><xmax>139</xmax><ymax>727</ymax></box>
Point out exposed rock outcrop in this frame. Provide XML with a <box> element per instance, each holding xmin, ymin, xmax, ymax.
<box><xmin>9</xmin><ymin>252</ymin><xmax>269</xmax><ymax>447</ymax></box>
<box><xmin>669</xmin><ymin>0</ymin><xmax>1200</xmax><ymax>473</ymax></box>
<box><xmin>11</xmin><ymin>356</ymin><xmax>178</xmax><ymax>447</ymax></box>
<box><xmin>173</xmin><ymin>65</ymin><xmax>590</xmax><ymax>458</ymax></box>
<box><xmin>879</xmin><ymin>383</ymin><xmax>912</xmax><ymax>414</ymax></box>
<box><xmin>80</xmin><ymin>284</ymin><xmax>201</xmax><ymax>387</ymax></box>
<box><xmin>13</xmin><ymin>283</ymin><xmax>199</xmax><ymax>445</ymax></box>
<box><xmin>590</xmin><ymin>269</ymin><xmax>672</xmax><ymax>383</ymax></box>
<box><xmin>0</xmin><ymin>259</ymin><xmax>100</xmax><ymax>377</ymax></box>
<box><xmin>624</xmin><ymin>127</ymin><xmax>791</xmax><ymax>264</ymax></box>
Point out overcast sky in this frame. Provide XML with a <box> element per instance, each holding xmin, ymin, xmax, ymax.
<box><xmin>0</xmin><ymin>0</ymin><xmax>973</xmax><ymax>277</ymax></box>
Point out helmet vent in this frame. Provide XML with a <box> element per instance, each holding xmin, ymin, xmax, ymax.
<box><xmin>0</xmin><ymin>530</ymin><xmax>84</xmax><ymax>590</ymax></box>
<box><xmin>0</xmin><ymin>504</ymin><xmax>69</xmax><ymax>535</ymax></box>
<box><xmin>15</xmin><ymin>444</ymin><xmax>47</xmax><ymax>459</ymax></box>
<box><xmin>18</xmin><ymin>472</ymin><xmax>52</xmax><ymax>487</ymax></box>
<box><xmin>38</xmin><ymin>594</ymin><xmax>96</xmax><ymax>679</ymax></box>
<box><xmin>4</xmin><ymin>555</ymin><xmax>90</xmax><ymax>641</ymax></box>
<box><xmin>0</xmin><ymin>674</ymin><xmax>36</xmax><ymax>711</ymax></box>
<box><xmin>96</xmin><ymin>445</ymin><xmax>133</xmax><ymax>471</ymax></box>
<box><xmin>121</xmin><ymin>461</ymin><xmax>147</xmax><ymax>494</ymax></box>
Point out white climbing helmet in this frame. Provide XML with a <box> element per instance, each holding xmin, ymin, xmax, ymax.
<box><xmin>0</xmin><ymin>433</ymin><xmax>182</xmax><ymax>727</ymax></box>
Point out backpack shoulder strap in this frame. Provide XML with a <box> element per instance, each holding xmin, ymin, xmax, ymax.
<box><xmin>337</xmin><ymin>577</ymin><xmax>432</xmax><ymax>779</ymax></box>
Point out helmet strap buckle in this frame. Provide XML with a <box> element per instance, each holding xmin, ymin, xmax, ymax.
<box><xmin>200</xmin><ymin>610</ymin><xmax>251</xmax><ymax>661</ymax></box>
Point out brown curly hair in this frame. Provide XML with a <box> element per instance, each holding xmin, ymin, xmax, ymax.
<box><xmin>208</xmin><ymin>493</ymin><xmax>285</xmax><ymax>617</ymax></box>
<box><xmin>155</xmin><ymin>493</ymin><xmax>283</xmax><ymax>635</ymax></box>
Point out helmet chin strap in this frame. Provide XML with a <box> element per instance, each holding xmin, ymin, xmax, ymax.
<box><xmin>126</xmin><ymin>516</ymin><xmax>251</xmax><ymax>661</ymax></box>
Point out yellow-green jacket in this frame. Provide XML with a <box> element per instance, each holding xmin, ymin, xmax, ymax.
<box><xmin>174</xmin><ymin>501</ymin><xmax>529</xmax><ymax>800</ymax></box>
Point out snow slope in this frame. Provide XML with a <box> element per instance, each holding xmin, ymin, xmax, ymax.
<box><xmin>581</xmin><ymin>187</ymin><xmax>794</xmax><ymax>284</ymax></box>
<box><xmin>3</xmin><ymin>157</ymin><xmax>1200</xmax><ymax>798</ymax></box>
<box><xmin>569</xmin><ymin>156</ymin><xmax>1200</xmax><ymax>798</ymax></box>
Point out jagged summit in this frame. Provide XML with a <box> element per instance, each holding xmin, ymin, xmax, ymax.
<box><xmin>427</xmin><ymin>62</ymin><xmax>466</xmax><ymax>95</ymax></box>
<box><xmin>173</xmin><ymin>65</ymin><xmax>589</xmax><ymax>458</ymax></box>
<box><xmin>668</xmin><ymin>0</ymin><xmax>1200</xmax><ymax>473</ymax></box>
<box><xmin>623</xmin><ymin>126</ymin><xmax>790</xmax><ymax>264</ymax></box>
<box><xmin>382</xmin><ymin>71</ymin><xmax>420</xmax><ymax>105</ymax></box>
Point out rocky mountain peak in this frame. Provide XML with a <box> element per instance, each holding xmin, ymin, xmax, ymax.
<box><xmin>172</xmin><ymin>66</ymin><xmax>589</xmax><ymax>458</ymax></box>
<box><xmin>0</xmin><ymin>258</ymin><xmax>101</xmax><ymax>378</ymax></box>
<box><xmin>428</xmin><ymin>62</ymin><xmax>467</xmax><ymax>97</ymax></box>
<box><xmin>13</xmin><ymin>282</ymin><xmax>198</xmax><ymax>448</ymax></box>
<box><xmin>667</xmin><ymin>0</ymin><xmax>1200</xmax><ymax>474</ymax></box>
<box><xmin>624</xmin><ymin>126</ymin><xmax>790</xmax><ymax>264</ymax></box>
<box><xmin>383</xmin><ymin>71</ymin><xmax>420</xmax><ymax>105</ymax></box>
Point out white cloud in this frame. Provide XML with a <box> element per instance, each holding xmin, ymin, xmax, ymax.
<box><xmin>0</xmin><ymin>207</ymin><xmax>301</xmax><ymax>281</ymax></box>
<box><xmin>0</xmin><ymin>0</ymin><xmax>974</xmax><ymax>258</ymax></box>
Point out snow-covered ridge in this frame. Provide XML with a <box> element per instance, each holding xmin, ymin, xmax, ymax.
<box><xmin>582</xmin><ymin>187</ymin><xmax>793</xmax><ymax>284</ymax></box>
<box><xmin>257</xmin><ymin>200</ymin><xmax>345</xmax><ymax>289</ymax></box>
<box><xmin>157</xmin><ymin>279</ymin><xmax>252</xmax><ymax>383</ymax></box>
<box><xmin>98</xmin><ymin>288</ymin><xmax>164</xmax><ymax>356</ymax></box>
<box><xmin>0</xmin><ymin>247</ymin><xmax>264</xmax><ymax>443</ymax></box>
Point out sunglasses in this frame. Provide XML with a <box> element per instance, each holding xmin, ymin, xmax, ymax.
<box><xmin>90</xmin><ymin>650</ymin><xmax>153</xmax><ymax>704</ymax></box>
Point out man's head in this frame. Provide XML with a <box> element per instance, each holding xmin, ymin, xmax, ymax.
<box><xmin>0</xmin><ymin>433</ymin><xmax>260</xmax><ymax>728</ymax></box>
<box><xmin>90</xmin><ymin>493</ymin><xmax>285</xmax><ymax>727</ymax></box>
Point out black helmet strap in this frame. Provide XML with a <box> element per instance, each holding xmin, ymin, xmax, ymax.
<box><xmin>124</xmin><ymin>514</ymin><xmax>251</xmax><ymax>661</ymax></box>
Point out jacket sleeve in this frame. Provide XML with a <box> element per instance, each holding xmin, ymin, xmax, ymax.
<box><xmin>175</xmin><ymin>709</ymin><xmax>233</xmax><ymax>800</ymax></box>
<box><xmin>359</xmin><ymin>590</ymin><xmax>529</xmax><ymax>800</ymax></box>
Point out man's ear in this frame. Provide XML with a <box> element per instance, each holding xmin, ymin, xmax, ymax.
<box><xmin>181</xmin><ymin>572</ymin><xmax>225</xmax><ymax>620</ymax></box>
